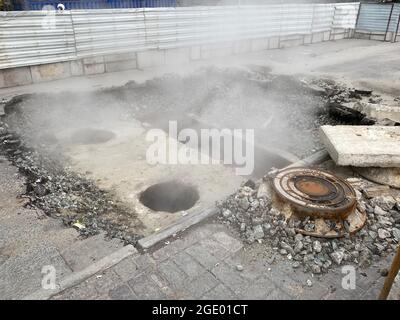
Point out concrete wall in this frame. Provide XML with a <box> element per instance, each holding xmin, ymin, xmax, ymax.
<box><xmin>0</xmin><ymin>28</ymin><xmax>352</xmax><ymax>89</ymax></box>
<box><xmin>354</xmin><ymin>30</ymin><xmax>398</xmax><ymax>42</ymax></box>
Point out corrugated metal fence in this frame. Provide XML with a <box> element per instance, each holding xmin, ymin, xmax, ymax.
<box><xmin>356</xmin><ymin>3</ymin><xmax>400</xmax><ymax>40</ymax></box>
<box><xmin>0</xmin><ymin>2</ymin><xmax>360</xmax><ymax>69</ymax></box>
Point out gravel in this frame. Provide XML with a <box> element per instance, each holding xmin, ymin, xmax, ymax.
<box><xmin>218</xmin><ymin>175</ymin><xmax>400</xmax><ymax>275</ymax></box>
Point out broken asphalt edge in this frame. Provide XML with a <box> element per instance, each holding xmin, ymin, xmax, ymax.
<box><xmin>23</xmin><ymin>244</ymin><xmax>138</xmax><ymax>300</ymax></box>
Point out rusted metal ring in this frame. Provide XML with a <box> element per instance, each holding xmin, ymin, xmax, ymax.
<box><xmin>272</xmin><ymin>167</ymin><xmax>357</xmax><ymax>219</ymax></box>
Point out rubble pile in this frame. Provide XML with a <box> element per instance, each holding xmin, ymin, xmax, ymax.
<box><xmin>308</xmin><ymin>79</ymin><xmax>399</xmax><ymax>126</ymax></box>
<box><xmin>0</xmin><ymin>118</ymin><xmax>141</xmax><ymax>245</ymax></box>
<box><xmin>218</xmin><ymin>177</ymin><xmax>400</xmax><ymax>275</ymax></box>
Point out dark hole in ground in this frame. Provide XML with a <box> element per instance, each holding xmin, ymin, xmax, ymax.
<box><xmin>69</xmin><ymin>128</ymin><xmax>116</xmax><ymax>145</ymax></box>
<box><xmin>139</xmin><ymin>181</ymin><xmax>199</xmax><ymax>213</ymax></box>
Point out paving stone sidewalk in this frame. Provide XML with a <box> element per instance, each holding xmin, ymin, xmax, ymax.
<box><xmin>52</xmin><ymin>222</ymin><xmax>396</xmax><ymax>300</ymax></box>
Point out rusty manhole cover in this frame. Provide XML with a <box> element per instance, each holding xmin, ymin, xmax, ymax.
<box><xmin>272</xmin><ymin>167</ymin><xmax>366</xmax><ymax>238</ymax></box>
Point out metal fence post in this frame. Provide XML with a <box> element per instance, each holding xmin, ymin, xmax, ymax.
<box><xmin>384</xmin><ymin>3</ymin><xmax>395</xmax><ymax>42</ymax></box>
<box><xmin>394</xmin><ymin>13</ymin><xmax>400</xmax><ymax>43</ymax></box>
<box><xmin>69</xmin><ymin>10</ymin><xmax>79</xmax><ymax>60</ymax></box>
<box><xmin>310</xmin><ymin>4</ymin><xmax>316</xmax><ymax>43</ymax></box>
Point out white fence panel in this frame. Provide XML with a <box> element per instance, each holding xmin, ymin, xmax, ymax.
<box><xmin>0</xmin><ymin>3</ymin><xmax>361</xmax><ymax>69</ymax></box>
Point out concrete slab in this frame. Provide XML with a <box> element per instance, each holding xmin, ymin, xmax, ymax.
<box><xmin>320</xmin><ymin>125</ymin><xmax>400</xmax><ymax>167</ymax></box>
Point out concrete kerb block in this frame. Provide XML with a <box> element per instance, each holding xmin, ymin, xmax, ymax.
<box><xmin>83</xmin><ymin>56</ymin><xmax>105</xmax><ymax>75</ymax></box>
<box><xmin>137</xmin><ymin>50</ymin><xmax>166</xmax><ymax>69</ymax></box>
<box><xmin>370</xmin><ymin>34</ymin><xmax>385</xmax><ymax>41</ymax></box>
<box><xmin>268</xmin><ymin>36</ymin><xmax>280</xmax><ymax>49</ymax></box>
<box><xmin>70</xmin><ymin>60</ymin><xmax>84</xmax><ymax>76</ymax></box>
<box><xmin>84</xmin><ymin>63</ymin><xmax>105</xmax><ymax>75</ymax></box>
<box><xmin>30</xmin><ymin>62</ymin><xmax>71</xmax><ymax>83</ymax></box>
<box><xmin>104</xmin><ymin>52</ymin><xmax>137</xmax><ymax>63</ymax></box>
<box><xmin>279</xmin><ymin>36</ymin><xmax>304</xmax><ymax>49</ymax></box>
<box><xmin>83</xmin><ymin>56</ymin><xmax>104</xmax><ymax>65</ymax></box>
<box><xmin>105</xmin><ymin>59</ymin><xmax>137</xmax><ymax>73</ymax></box>
<box><xmin>165</xmin><ymin>47</ymin><xmax>191</xmax><ymax>65</ymax></box>
<box><xmin>0</xmin><ymin>66</ymin><xmax>32</xmax><ymax>88</ymax></box>
<box><xmin>23</xmin><ymin>245</ymin><xmax>138</xmax><ymax>300</ymax></box>
<box><xmin>0</xmin><ymin>70</ymin><xmax>5</xmax><ymax>88</ymax></box>
<box><xmin>312</xmin><ymin>32</ymin><xmax>324</xmax><ymax>43</ymax></box>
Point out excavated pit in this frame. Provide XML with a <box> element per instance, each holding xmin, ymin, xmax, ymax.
<box><xmin>0</xmin><ymin>67</ymin><xmax>333</xmax><ymax>243</ymax></box>
<box><xmin>139</xmin><ymin>181</ymin><xmax>199</xmax><ymax>213</ymax></box>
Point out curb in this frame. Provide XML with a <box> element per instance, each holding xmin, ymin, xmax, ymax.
<box><xmin>138</xmin><ymin>207</ymin><xmax>218</xmax><ymax>250</ymax></box>
<box><xmin>23</xmin><ymin>244</ymin><xmax>138</xmax><ymax>300</ymax></box>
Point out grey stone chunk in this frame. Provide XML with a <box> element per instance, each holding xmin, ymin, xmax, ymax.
<box><xmin>330</xmin><ymin>250</ymin><xmax>345</xmax><ymax>265</ymax></box>
<box><xmin>392</xmin><ymin>228</ymin><xmax>400</xmax><ymax>241</ymax></box>
<box><xmin>253</xmin><ymin>225</ymin><xmax>265</xmax><ymax>240</ymax></box>
<box><xmin>109</xmin><ymin>285</ymin><xmax>137</xmax><ymax>300</ymax></box>
<box><xmin>378</xmin><ymin>228</ymin><xmax>391</xmax><ymax>239</ymax></box>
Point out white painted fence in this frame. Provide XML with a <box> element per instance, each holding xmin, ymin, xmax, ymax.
<box><xmin>0</xmin><ymin>3</ymin><xmax>360</xmax><ymax>70</ymax></box>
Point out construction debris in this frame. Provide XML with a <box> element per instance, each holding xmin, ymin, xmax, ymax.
<box><xmin>218</xmin><ymin>173</ymin><xmax>400</xmax><ymax>275</ymax></box>
<box><xmin>320</xmin><ymin>125</ymin><xmax>400</xmax><ymax>167</ymax></box>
